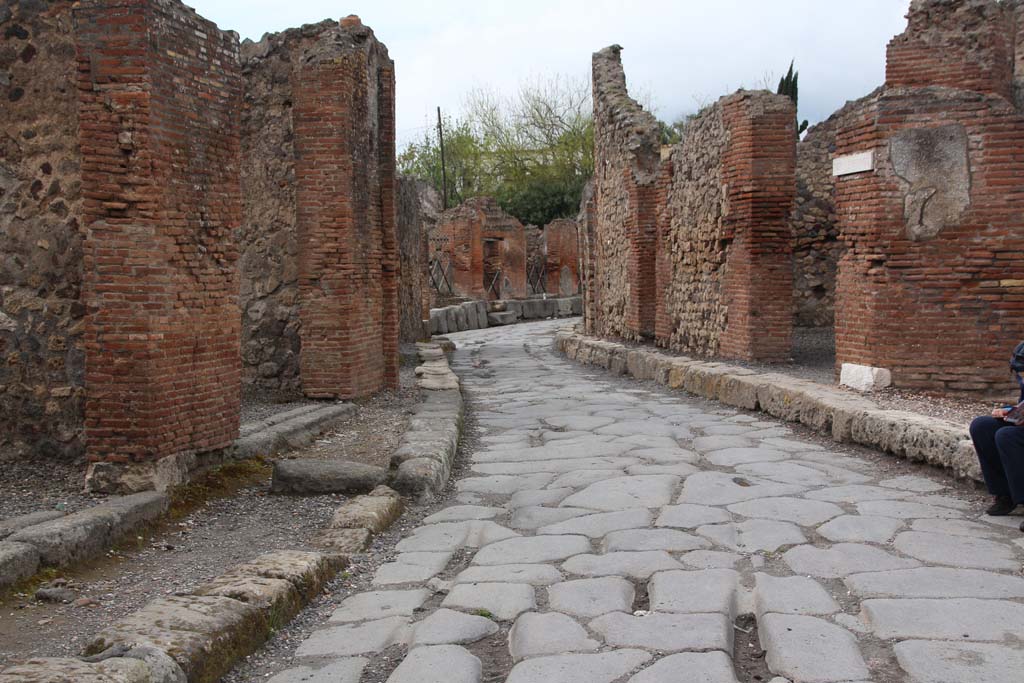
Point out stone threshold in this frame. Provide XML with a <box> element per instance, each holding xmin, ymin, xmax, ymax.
<box><xmin>430</xmin><ymin>296</ymin><xmax>582</xmax><ymax>335</ymax></box>
<box><xmin>555</xmin><ymin>327</ymin><xmax>980</xmax><ymax>485</ymax></box>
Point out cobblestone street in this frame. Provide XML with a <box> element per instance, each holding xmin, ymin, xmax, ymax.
<box><xmin>268</xmin><ymin>320</ymin><xmax>1023</xmax><ymax>682</ymax></box>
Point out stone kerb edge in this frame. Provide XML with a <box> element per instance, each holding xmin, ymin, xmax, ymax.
<box><xmin>429</xmin><ymin>296</ymin><xmax>582</xmax><ymax>334</ymax></box>
<box><xmin>554</xmin><ymin>329</ymin><xmax>980</xmax><ymax>483</ymax></box>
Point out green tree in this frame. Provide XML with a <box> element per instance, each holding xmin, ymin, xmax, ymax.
<box><xmin>777</xmin><ymin>61</ymin><xmax>809</xmax><ymax>135</ymax></box>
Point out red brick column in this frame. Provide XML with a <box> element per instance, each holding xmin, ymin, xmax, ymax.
<box><xmin>75</xmin><ymin>0</ymin><xmax>242</xmax><ymax>467</ymax></box>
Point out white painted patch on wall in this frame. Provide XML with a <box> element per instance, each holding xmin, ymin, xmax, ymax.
<box><xmin>833</xmin><ymin>151</ymin><xmax>874</xmax><ymax>177</ymax></box>
<box><xmin>840</xmin><ymin>362</ymin><xmax>892</xmax><ymax>392</ymax></box>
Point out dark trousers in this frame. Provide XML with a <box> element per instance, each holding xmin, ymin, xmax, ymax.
<box><xmin>970</xmin><ymin>416</ymin><xmax>1024</xmax><ymax>503</ymax></box>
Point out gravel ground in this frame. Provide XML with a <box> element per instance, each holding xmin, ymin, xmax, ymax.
<box><xmin>0</xmin><ymin>458</ymin><xmax>93</xmax><ymax>520</ymax></box>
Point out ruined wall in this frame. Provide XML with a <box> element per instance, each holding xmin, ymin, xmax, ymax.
<box><xmin>438</xmin><ymin>197</ymin><xmax>527</xmax><ymax>300</ymax></box>
<box><xmin>543</xmin><ymin>219</ymin><xmax>580</xmax><ymax>296</ymax></box>
<box><xmin>591</xmin><ymin>46</ymin><xmax>794</xmax><ymax>361</ymax></box>
<box><xmin>653</xmin><ymin>92</ymin><xmax>795</xmax><ymax>361</ymax></box>
<box><xmin>0</xmin><ymin>2</ymin><xmax>85</xmax><ymax>460</ymax></box>
<box><xmin>396</xmin><ymin>176</ymin><xmax>439</xmax><ymax>343</ymax></box>
<box><xmin>577</xmin><ymin>180</ymin><xmax>598</xmax><ymax>333</ymax></box>
<box><xmin>525</xmin><ymin>224</ymin><xmax>543</xmax><ymax>295</ymax></box>
<box><xmin>834</xmin><ymin>0</ymin><xmax>1024</xmax><ymax>396</ymax></box>
<box><xmin>74</xmin><ymin>0</ymin><xmax>243</xmax><ymax>473</ymax></box>
<box><xmin>294</xmin><ymin>16</ymin><xmax>398</xmax><ymax>399</ymax></box>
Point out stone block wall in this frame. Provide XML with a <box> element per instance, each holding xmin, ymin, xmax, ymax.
<box><xmin>294</xmin><ymin>16</ymin><xmax>398</xmax><ymax>399</ymax></box>
<box><xmin>74</xmin><ymin>0</ymin><xmax>243</xmax><ymax>468</ymax></box>
<box><xmin>542</xmin><ymin>218</ymin><xmax>580</xmax><ymax>296</ymax></box>
<box><xmin>833</xmin><ymin>0</ymin><xmax>1024</xmax><ymax>396</ymax></box>
<box><xmin>397</xmin><ymin>176</ymin><xmax>440</xmax><ymax>343</ymax></box>
<box><xmin>437</xmin><ymin>197</ymin><xmax>527</xmax><ymax>300</ymax></box>
<box><xmin>0</xmin><ymin>2</ymin><xmax>85</xmax><ymax>461</ymax></box>
<box><xmin>590</xmin><ymin>46</ymin><xmax>795</xmax><ymax>361</ymax></box>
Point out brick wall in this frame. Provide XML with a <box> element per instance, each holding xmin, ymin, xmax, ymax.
<box><xmin>438</xmin><ymin>197</ymin><xmax>527</xmax><ymax>300</ymax></box>
<box><xmin>577</xmin><ymin>180</ymin><xmax>598</xmax><ymax>333</ymax></box>
<box><xmin>834</xmin><ymin>0</ymin><xmax>1024</xmax><ymax>397</ymax></box>
<box><xmin>294</xmin><ymin>16</ymin><xmax>398</xmax><ymax>399</ymax></box>
<box><xmin>0</xmin><ymin>2</ymin><xmax>85</xmax><ymax>460</ymax></box>
<box><xmin>591</xmin><ymin>46</ymin><xmax>795</xmax><ymax>361</ymax></box>
<box><xmin>74</xmin><ymin>0</ymin><xmax>242</xmax><ymax>466</ymax></box>
<box><xmin>397</xmin><ymin>176</ymin><xmax>439</xmax><ymax>343</ymax></box>
<box><xmin>542</xmin><ymin>219</ymin><xmax>580</xmax><ymax>296</ymax></box>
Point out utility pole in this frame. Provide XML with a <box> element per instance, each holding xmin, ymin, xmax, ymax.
<box><xmin>437</xmin><ymin>106</ymin><xmax>448</xmax><ymax>210</ymax></box>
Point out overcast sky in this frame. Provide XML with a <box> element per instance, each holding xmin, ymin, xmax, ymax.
<box><xmin>193</xmin><ymin>0</ymin><xmax>912</xmax><ymax>147</ymax></box>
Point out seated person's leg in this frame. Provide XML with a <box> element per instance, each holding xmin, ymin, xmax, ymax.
<box><xmin>971</xmin><ymin>416</ymin><xmax>1016</xmax><ymax>514</ymax></box>
<box><xmin>994</xmin><ymin>426</ymin><xmax>1024</xmax><ymax>506</ymax></box>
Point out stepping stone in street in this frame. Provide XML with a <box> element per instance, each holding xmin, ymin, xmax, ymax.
<box><xmin>753</xmin><ymin>573</ymin><xmax>839</xmax><ymax>618</ymax></box>
<box><xmin>861</xmin><ymin>597</ymin><xmax>1024</xmax><ymax>641</ymax></box>
<box><xmin>845</xmin><ymin>567</ymin><xmax>1024</xmax><ymax>599</ymax></box>
<box><xmin>473</xmin><ymin>535</ymin><xmax>592</xmax><ymax>565</ymax></box>
<box><xmin>817</xmin><ymin>515</ymin><xmax>904</xmax><ymax>544</ymax></box>
<box><xmin>410</xmin><ymin>608</ymin><xmax>499</xmax><ymax>647</ymax></box>
<box><xmin>508</xmin><ymin>612</ymin><xmax>599</xmax><ymax>661</ymax></box>
<box><xmin>648</xmin><ymin>569</ymin><xmax>739</xmax><ymax>617</ymax></box>
<box><xmin>559</xmin><ymin>475</ymin><xmax>679</xmax><ymax>511</ymax></box>
<box><xmin>893</xmin><ymin>531</ymin><xmax>1019</xmax><ymax>571</ymax></box>
<box><xmin>506</xmin><ymin>650</ymin><xmax>652</xmax><ymax>683</ymax></box>
<box><xmin>894</xmin><ymin>640</ymin><xmax>1024</xmax><ymax>683</ymax></box>
<box><xmin>454</xmin><ymin>564</ymin><xmax>563</xmax><ymax>586</ymax></box>
<box><xmin>782</xmin><ymin>543</ymin><xmax>920</xmax><ymax>578</ymax></box>
<box><xmin>726</xmin><ymin>497</ymin><xmax>843</xmax><ymax>527</ymax></box>
<box><xmin>562</xmin><ymin>551</ymin><xmax>683</xmax><ymax>579</ymax></box>
<box><xmin>547</xmin><ymin>576</ymin><xmax>634</xmax><ymax>618</ymax></box>
<box><xmin>602</xmin><ymin>528</ymin><xmax>710</xmax><ymax>552</ymax></box>
<box><xmin>296</xmin><ymin>616</ymin><xmax>410</xmax><ymax>657</ymax></box>
<box><xmin>330</xmin><ymin>589</ymin><xmax>431</xmax><ymax>623</ymax></box>
<box><xmin>628</xmin><ymin>651</ymin><xmax>739</xmax><ymax>683</ymax></box>
<box><xmin>704</xmin><ymin>447</ymin><xmax>789</xmax><ymax>467</ymax></box>
<box><xmin>539</xmin><ymin>509</ymin><xmax>653</xmax><ymax>538</ymax></box>
<box><xmin>657</xmin><ymin>504</ymin><xmax>732</xmax><ymax>529</ymax></box>
<box><xmin>441</xmin><ymin>582</ymin><xmax>536</xmax><ymax>621</ymax></box>
<box><xmin>386</xmin><ymin>644</ymin><xmax>481</xmax><ymax>683</ymax></box>
<box><xmin>589</xmin><ymin>611</ymin><xmax>733</xmax><ymax>653</ymax></box>
<box><xmin>759</xmin><ymin>614</ymin><xmax>868</xmax><ymax>683</ymax></box>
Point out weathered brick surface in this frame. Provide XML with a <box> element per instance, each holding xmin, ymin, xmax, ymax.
<box><xmin>397</xmin><ymin>176</ymin><xmax>439</xmax><ymax>343</ymax></box>
<box><xmin>437</xmin><ymin>197</ymin><xmax>527</xmax><ymax>300</ymax></box>
<box><xmin>591</xmin><ymin>46</ymin><xmax>795</xmax><ymax>361</ymax></box>
<box><xmin>294</xmin><ymin>16</ymin><xmax>398</xmax><ymax>399</ymax></box>
<box><xmin>542</xmin><ymin>219</ymin><xmax>580</xmax><ymax>296</ymax></box>
<box><xmin>0</xmin><ymin>2</ymin><xmax>85</xmax><ymax>461</ymax></box>
<box><xmin>74</xmin><ymin>0</ymin><xmax>242</xmax><ymax>463</ymax></box>
<box><xmin>834</xmin><ymin>0</ymin><xmax>1024</xmax><ymax>397</ymax></box>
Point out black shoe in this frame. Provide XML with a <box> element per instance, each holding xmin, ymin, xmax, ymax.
<box><xmin>1020</xmin><ymin>519</ymin><xmax>1024</xmax><ymax>534</ymax></box>
<box><xmin>987</xmin><ymin>495</ymin><xmax>1016</xmax><ymax>516</ymax></box>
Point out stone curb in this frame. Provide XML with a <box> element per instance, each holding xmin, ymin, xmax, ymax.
<box><xmin>555</xmin><ymin>328</ymin><xmax>981</xmax><ymax>484</ymax></box>
<box><xmin>429</xmin><ymin>296</ymin><xmax>581</xmax><ymax>335</ymax></box>
<box><xmin>0</xmin><ymin>492</ymin><xmax>169</xmax><ymax>591</ymax></box>
<box><xmin>0</xmin><ymin>550</ymin><xmax>347</xmax><ymax>683</ymax></box>
<box><xmin>314</xmin><ymin>485</ymin><xmax>405</xmax><ymax>555</ymax></box>
<box><xmin>232</xmin><ymin>403</ymin><xmax>357</xmax><ymax>460</ymax></box>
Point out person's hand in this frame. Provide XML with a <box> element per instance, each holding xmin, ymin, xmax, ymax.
<box><xmin>993</xmin><ymin>407</ymin><xmax>1010</xmax><ymax>419</ymax></box>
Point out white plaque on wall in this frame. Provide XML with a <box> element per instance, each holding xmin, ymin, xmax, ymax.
<box><xmin>832</xmin><ymin>151</ymin><xmax>874</xmax><ymax>176</ymax></box>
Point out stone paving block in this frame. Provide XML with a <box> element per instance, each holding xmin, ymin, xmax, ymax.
<box><xmin>386</xmin><ymin>644</ymin><xmax>482</xmax><ymax>683</ymax></box>
<box><xmin>545</xmin><ymin>415</ymin><xmax>616</xmax><ymax>430</ymax></box>
<box><xmin>629</xmin><ymin>447</ymin><xmax>701</xmax><ymax>464</ymax></box>
<box><xmin>679</xmin><ymin>472</ymin><xmax>804</xmax><ymax>506</ymax></box>
<box><xmin>855</xmin><ymin>499</ymin><xmax>963</xmax><ymax>519</ymax></box>
<box><xmin>625</xmin><ymin>463</ymin><xmax>700</xmax><ymax>477</ymax></box>
<box><xmin>373</xmin><ymin>552</ymin><xmax>452</xmax><ymax>585</ymax></box>
<box><xmin>396</xmin><ymin>520</ymin><xmax>519</xmax><ymax>552</ymax></box>
<box><xmin>330</xmin><ymin>589</ymin><xmax>431</xmax><ymax>623</ymax></box>
<box><xmin>602</xmin><ymin>528</ymin><xmax>710</xmax><ymax>552</ymax></box>
<box><xmin>892</xmin><ymin>531</ymin><xmax>1018</xmax><ymax>570</ymax></box>
<box><xmin>782</xmin><ymin>543</ymin><xmax>920</xmax><ymax>578</ymax></box>
<box><xmin>457</xmin><ymin>473</ymin><xmax>556</xmax><ymax>495</ymax></box>
<box><xmin>538</xmin><ymin>509</ymin><xmax>652</xmax><ymax>537</ymax></box>
<box><xmin>692</xmin><ymin>435</ymin><xmax>752</xmax><ymax>452</ymax></box>
<box><xmin>879</xmin><ymin>474</ymin><xmax>946</xmax><ymax>492</ymax></box>
<box><xmin>410</xmin><ymin>608</ymin><xmax>498</xmax><ymax>647</ymax></box>
<box><xmin>505</xmin><ymin>650</ymin><xmax>652</xmax><ymax>683</ymax></box>
<box><xmin>562</xmin><ymin>551</ymin><xmax>682</xmax><ymax>579</ymax></box>
<box><xmin>549</xmin><ymin>468</ymin><xmax>633</xmax><ymax>488</ymax></box>
<box><xmin>861</xmin><ymin>598</ymin><xmax>1024</xmax><ymax>641</ymax></box>
<box><xmin>894</xmin><ymin>640</ymin><xmax>1024</xmax><ymax>683</ymax></box>
<box><xmin>816</xmin><ymin>515</ymin><xmax>904</xmax><ymax>543</ymax></box>
<box><xmin>509</xmin><ymin>611</ymin><xmax>599</xmax><ymax>661</ymax></box>
<box><xmin>267</xmin><ymin>658</ymin><xmax>367</xmax><ymax>683</ymax></box>
<box><xmin>0</xmin><ymin>541</ymin><xmax>40</xmax><ymax>590</ymax></box>
<box><xmin>656</xmin><ymin>504</ymin><xmax>732</xmax><ymax>529</ymax></box>
<box><xmin>649</xmin><ymin>569</ymin><xmax>739</xmax><ymax>617</ymax></box>
<box><xmin>804</xmin><ymin>484</ymin><xmax>908</xmax><ymax>503</ymax></box>
<box><xmin>473</xmin><ymin>535</ymin><xmax>591</xmax><ymax>565</ymax></box>
<box><xmin>547</xmin><ymin>576</ymin><xmax>634</xmax><ymax>618</ymax></box>
<box><xmin>474</xmin><ymin>457</ymin><xmax>637</xmax><ymax>476</ymax></box>
<box><xmin>753</xmin><ymin>573</ymin><xmax>839</xmax><ymax>618</ymax></box>
<box><xmin>759</xmin><ymin>614</ymin><xmax>869</xmax><ymax>683</ymax></box>
<box><xmin>590</xmin><ymin>611</ymin><xmax>733</xmax><ymax>653</ymax></box>
<box><xmin>628</xmin><ymin>651</ymin><xmax>739</xmax><ymax>683</ymax></box>
<box><xmin>697</xmin><ymin>519</ymin><xmax>806</xmax><ymax>553</ymax></box>
<box><xmin>680</xmin><ymin>550</ymin><xmax>743</xmax><ymax>569</ymax></box>
<box><xmin>511</xmin><ymin>506</ymin><xmax>594</xmax><ymax>530</ymax></box>
<box><xmin>441</xmin><ymin>582</ymin><xmax>536</xmax><ymax>620</ymax></box>
<box><xmin>845</xmin><ymin>566</ymin><xmax>1024</xmax><ymax>599</ymax></box>
<box><xmin>559</xmin><ymin>475</ymin><xmax>679</xmax><ymax>511</ymax></box>
<box><xmin>704</xmin><ymin>447</ymin><xmax>789</xmax><ymax>467</ymax></box>
<box><xmin>296</xmin><ymin>616</ymin><xmax>411</xmax><ymax>656</ymax></box>
<box><xmin>726</xmin><ymin>497</ymin><xmax>843</xmax><ymax>527</ymax></box>
<box><xmin>0</xmin><ymin>657</ymin><xmax>157</xmax><ymax>683</ymax></box>
<box><xmin>423</xmin><ymin>505</ymin><xmax>504</xmax><ymax>524</ymax></box>
<box><xmin>454</xmin><ymin>564</ymin><xmax>563</xmax><ymax>586</ymax></box>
